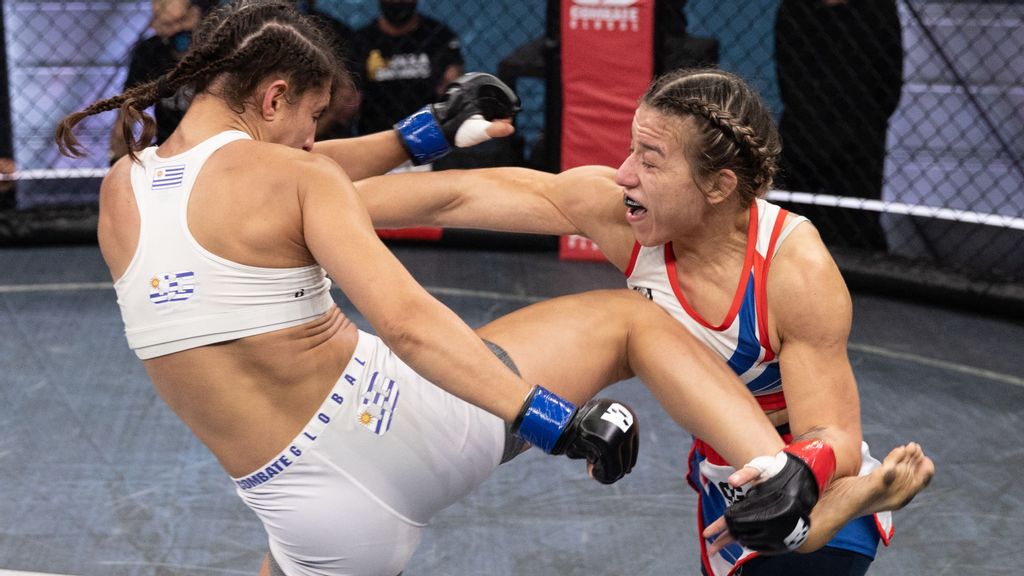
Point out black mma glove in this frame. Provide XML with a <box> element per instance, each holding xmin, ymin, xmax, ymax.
<box><xmin>394</xmin><ymin>72</ymin><xmax>521</xmax><ymax>165</ymax></box>
<box><xmin>511</xmin><ymin>385</ymin><xmax>639</xmax><ymax>485</ymax></box>
<box><xmin>724</xmin><ymin>439</ymin><xmax>837</xmax><ymax>554</ymax></box>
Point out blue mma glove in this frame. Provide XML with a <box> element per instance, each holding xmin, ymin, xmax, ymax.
<box><xmin>511</xmin><ymin>385</ymin><xmax>639</xmax><ymax>484</ymax></box>
<box><xmin>394</xmin><ymin>72</ymin><xmax>521</xmax><ymax>165</ymax></box>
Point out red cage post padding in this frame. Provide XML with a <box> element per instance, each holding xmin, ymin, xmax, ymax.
<box><xmin>559</xmin><ymin>0</ymin><xmax>654</xmax><ymax>261</ymax></box>
<box><xmin>375</xmin><ymin>227</ymin><xmax>444</xmax><ymax>242</ymax></box>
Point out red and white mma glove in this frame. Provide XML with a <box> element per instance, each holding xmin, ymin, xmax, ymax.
<box><xmin>723</xmin><ymin>439</ymin><xmax>837</xmax><ymax>554</ymax></box>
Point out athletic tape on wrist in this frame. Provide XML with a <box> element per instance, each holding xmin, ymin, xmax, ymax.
<box><xmin>393</xmin><ymin>106</ymin><xmax>450</xmax><ymax>165</ymax></box>
<box><xmin>513</xmin><ymin>385</ymin><xmax>576</xmax><ymax>454</ymax></box>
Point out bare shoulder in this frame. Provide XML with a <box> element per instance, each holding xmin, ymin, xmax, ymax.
<box><xmin>554</xmin><ymin>165</ymin><xmax>635</xmax><ymax>269</ymax></box>
<box><xmin>99</xmin><ymin>155</ymin><xmax>138</xmax><ymax>222</ymax></box>
<box><xmin>560</xmin><ymin>165</ymin><xmax>618</xmax><ymax>188</ymax></box>
<box><xmin>98</xmin><ymin>157</ymin><xmax>142</xmax><ymax>280</ymax></box>
<box><xmin>554</xmin><ymin>165</ymin><xmax>622</xmax><ymax>213</ymax></box>
<box><xmin>769</xmin><ymin>218</ymin><xmax>852</xmax><ymax>341</ymax></box>
<box><xmin>223</xmin><ymin>139</ymin><xmax>341</xmax><ymax>172</ymax></box>
<box><xmin>212</xmin><ymin>141</ymin><xmax>352</xmax><ymax>198</ymax></box>
<box><xmin>98</xmin><ymin>155</ymin><xmax>134</xmax><ymax>200</ymax></box>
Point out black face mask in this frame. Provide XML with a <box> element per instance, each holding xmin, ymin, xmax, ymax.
<box><xmin>380</xmin><ymin>2</ymin><xmax>416</xmax><ymax>26</ymax></box>
<box><xmin>169</xmin><ymin>30</ymin><xmax>192</xmax><ymax>53</ymax></box>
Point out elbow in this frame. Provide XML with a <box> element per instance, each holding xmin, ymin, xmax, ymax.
<box><xmin>372</xmin><ymin>298</ymin><xmax>441</xmax><ymax>362</ymax></box>
<box><xmin>830</xmin><ymin>431</ymin><xmax>864</xmax><ymax>480</ymax></box>
<box><xmin>375</xmin><ymin>314</ymin><xmax>427</xmax><ymax>358</ymax></box>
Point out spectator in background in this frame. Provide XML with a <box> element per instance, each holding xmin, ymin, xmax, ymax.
<box><xmin>350</xmin><ymin>0</ymin><xmax>464</xmax><ymax>137</ymax></box>
<box><xmin>108</xmin><ymin>0</ymin><xmax>217</xmax><ymax>164</ymax></box>
<box><xmin>0</xmin><ymin>74</ymin><xmax>13</xmax><ymax>206</ymax></box>
<box><xmin>774</xmin><ymin>0</ymin><xmax>904</xmax><ymax>252</ymax></box>
<box><xmin>0</xmin><ymin>157</ymin><xmax>14</xmax><ymax>206</ymax></box>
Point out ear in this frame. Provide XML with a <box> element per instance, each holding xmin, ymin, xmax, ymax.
<box><xmin>259</xmin><ymin>80</ymin><xmax>290</xmax><ymax>121</ymax></box>
<box><xmin>707</xmin><ymin>168</ymin><xmax>738</xmax><ymax>205</ymax></box>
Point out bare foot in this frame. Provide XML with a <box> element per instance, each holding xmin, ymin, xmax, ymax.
<box><xmin>870</xmin><ymin>442</ymin><xmax>934</xmax><ymax>511</ymax></box>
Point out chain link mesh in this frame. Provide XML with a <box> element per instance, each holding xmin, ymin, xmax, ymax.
<box><xmin>1</xmin><ymin>0</ymin><xmax>1020</xmax><ymax>299</ymax></box>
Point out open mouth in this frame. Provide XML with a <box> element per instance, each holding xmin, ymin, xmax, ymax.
<box><xmin>624</xmin><ymin>195</ymin><xmax>647</xmax><ymax>216</ymax></box>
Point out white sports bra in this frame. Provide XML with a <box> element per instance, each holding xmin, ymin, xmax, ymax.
<box><xmin>113</xmin><ymin>130</ymin><xmax>334</xmax><ymax>359</ymax></box>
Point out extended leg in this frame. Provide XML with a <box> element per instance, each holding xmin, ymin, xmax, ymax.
<box><xmin>476</xmin><ymin>289</ymin><xmax>785</xmax><ymax>466</ymax></box>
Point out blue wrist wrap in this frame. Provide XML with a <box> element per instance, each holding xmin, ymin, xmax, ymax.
<box><xmin>393</xmin><ymin>106</ymin><xmax>450</xmax><ymax>165</ymax></box>
<box><xmin>514</xmin><ymin>385</ymin><xmax>576</xmax><ymax>454</ymax></box>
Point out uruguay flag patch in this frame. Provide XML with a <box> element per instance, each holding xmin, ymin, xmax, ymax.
<box><xmin>357</xmin><ymin>372</ymin><xmax>400</xmax><ymax>435</ymax></box>
<box><xmin>152</xmin><ymin>165</ymin><xmax>185</xmax><ymax>190</ymax></box>
<box><xmin>149</xmin><ymin>271</ymin><xmax>196</xmax><ymax>304</ymax></box>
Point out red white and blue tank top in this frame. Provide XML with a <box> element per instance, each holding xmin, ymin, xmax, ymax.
<box><xmin>625</xmin><ymin>198</ymin><xmax>800</xmax><ymax>410</ymax></box>
<box><xmin>625</xmin><ymin>198</ymin><xmax>891</xmax><ymax>575</ymax></box>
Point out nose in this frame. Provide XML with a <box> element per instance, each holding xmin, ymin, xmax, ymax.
<box><xmin>302</xmin><ymin>133</ymin><xmax>315</xmax><ymax>152</ymax></box>
<box><xmin>615</xmin><ymin>153</ymin><xmax>638</xmax><ymax>188</ymax></box>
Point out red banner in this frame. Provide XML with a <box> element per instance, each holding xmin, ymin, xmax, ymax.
<box><xmin>559</xmin><ymin>0</ymin><xmax>654</xmax><ymax>261</ymax></box>
<box><xmin>376</xmin><ymin>227</ymin><xmax>443</xmax><ymax>242</ymax></box>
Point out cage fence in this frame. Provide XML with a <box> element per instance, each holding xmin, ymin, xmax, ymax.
<box><xmin>1</xmin><ymin>0</ymin><xmax>1020</xmax><ymax>313</ymax></box>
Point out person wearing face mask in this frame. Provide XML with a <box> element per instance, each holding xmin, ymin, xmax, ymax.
<box><xmin>108</xmin><ymin>0</ymin><xmax>217</xmax><ymax>164</ymax></box>
<box><xmin>350</xmin><ymin>0</ymin><xmax>464</xmax><ymax>144</ymax></box>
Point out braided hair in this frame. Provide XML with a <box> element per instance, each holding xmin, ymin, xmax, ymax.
<box><xmin>56</xmin><ymin>0</ymin><xmax>347</xmax><ymax>161</ymax></box>
<box><xmin>642</xmin><ymin>68</ymin><xmax>781</xmax><ymax>205</ymax></box>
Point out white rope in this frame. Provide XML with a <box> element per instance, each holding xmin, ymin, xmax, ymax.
<box><xmin>0</xmin><ymin>168</ymin><xmax>110</xmax><ymax>180</ymax></box>
<box><xmin>766</xmin><ymin>190</ymin><xmax>1024</xmax><ymax>231</ymax></box>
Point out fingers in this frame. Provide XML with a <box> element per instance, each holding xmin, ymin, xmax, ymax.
<box><xmin>728</xmin><ymin>465</ymin><xmax>763</xmax><ymax>488</ymax></box>
<box><xmin>703</xmin><ymin>517</ymin><xmax>736</xmax><ymax>556</ymax></box>
<box><xmin>703</xmin><ymin>515</ymin><xmax>726</xmax><ymax>540</ymax></box>
<box><xmin>485</xmin><ymin>119</ymin><xmax>515</xmax><ymax>138</ymax></box>
<box><xmin>708</xmin><ymin>533</ymin><xmax>737</xmax><ymax>556</ymax></box>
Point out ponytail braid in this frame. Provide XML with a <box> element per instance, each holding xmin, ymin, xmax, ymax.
<box><xmin>55</xmin><ymin>80</ymin><xmax>160</xmax><ymax>160</ymax></box>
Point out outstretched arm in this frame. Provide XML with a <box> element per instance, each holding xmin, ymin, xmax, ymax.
<box><xmin>313</xmin><ymin>72</ymin><xmax>519</xmax><ymax>181</ymax></box>
<box><xmin>312</xmin><ymin>122</ymin><xmax>515</xmax><ymax>181</ymax></box>
<box><xmin>299</xmin><ymin>154</ymin><xmax>531</xmax><ymax>420</ymax></box>
<box><xmin>355</xmin><ymin>165</ymin><xmax>639</xmax><ymax>267</ymax></box>
<box><xmin>355</xmin><ymin>167</ymin><xmax>572</xmax><ymax>234</ymax></box>
<box><xmin>298</xmin><ymin>153</ymin><xmax>639</xmax><ymax>483</ymax></box>
<box><xmin>311</xmin><ymin>131</ymin><xmax>410</xmax><ymax>181</ymax></box>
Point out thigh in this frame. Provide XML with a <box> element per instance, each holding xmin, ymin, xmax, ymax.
<box><xmin>475</xmin><ymin>289</ymin><xmax>644</xmax><ymax>404</ymax></box>
<box><xmin>739</xmin><ymin>547</ymin><xmax>873</xmax><ymax>576</ymax></box>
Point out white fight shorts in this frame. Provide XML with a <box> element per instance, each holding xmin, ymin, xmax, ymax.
<box><xmin>233</xmin><ymin>330</ymin><xmax>507</xmax><ymax>576</ymax></box>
